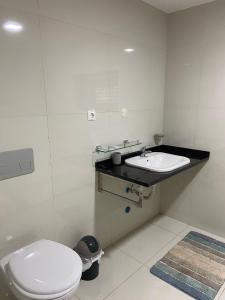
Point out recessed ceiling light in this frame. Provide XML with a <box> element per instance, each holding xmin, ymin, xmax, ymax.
<box><xmin>3</xmin><ymin>21</ymin><xmax>23</xmax><ymax>33</ymax></box>
<box><xmin>124</xmin><ymin>48</ymin><xmax>135</xmax><ymax>53</ymax></box>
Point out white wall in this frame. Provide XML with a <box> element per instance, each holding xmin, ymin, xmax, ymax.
<box><xmin>0</xmin><ymin>0</ymin><xmax>167</xmax><ymax>270</ymax></box>
<box><xmin>162</xmin><ymin>0</ymin><xmax>225</xmax><ymax>237</ymax></box>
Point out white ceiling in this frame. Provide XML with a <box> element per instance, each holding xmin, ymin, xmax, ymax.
<box><xmin>142</xmin><ymin>0</ymin><xmax>216</xmax><ymax>13</ymax></box>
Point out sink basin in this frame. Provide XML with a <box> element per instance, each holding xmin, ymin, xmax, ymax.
<box><xmin>125</xmin><ymin>152</ymin><xmax>190</xmax><ymax>172</ymax></box>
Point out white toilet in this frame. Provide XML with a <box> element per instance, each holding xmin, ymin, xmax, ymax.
<box><xmin>0</xmin><ymin>240</ymin><xmax>83</xmax><ymax>300</ymax></box>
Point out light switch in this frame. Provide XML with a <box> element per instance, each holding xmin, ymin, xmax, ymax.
<box><xmin>87</xmin><ymin>110</ymin><xmax>96</xmax><ymax>121</ymax></box>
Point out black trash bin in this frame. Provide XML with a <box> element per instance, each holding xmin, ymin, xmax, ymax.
<box><xmin>74</xmin><ymin>236</ymin><xmax>104</xmax><ymax>281</ymax></box>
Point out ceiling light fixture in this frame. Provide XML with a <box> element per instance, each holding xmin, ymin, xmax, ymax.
<box><xmin>124</xmin><ymin>48</ymin><xmax>135</xmax><ymax>53</ymax></box>
<box><xmin>3</xmin><ymin>21</ymin><xmax>24</xmax><ymax>33</ymax></box>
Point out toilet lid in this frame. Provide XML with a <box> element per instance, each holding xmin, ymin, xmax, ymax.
<box><xmin>8</xmin><ymin>240</ymin><xmax>82</xmax><ymax>295</ymax></box>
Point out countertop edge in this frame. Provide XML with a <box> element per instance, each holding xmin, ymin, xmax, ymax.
<box><xmin>95</xmin><ymin>145</ymin><xmax>210</xmax><ymax>187</ymax></box>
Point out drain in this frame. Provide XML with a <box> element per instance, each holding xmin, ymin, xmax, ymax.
<box><xmin>125</xmin><ymin>206</ymin><xmax>131</xmax><ymax>213</ymax></box>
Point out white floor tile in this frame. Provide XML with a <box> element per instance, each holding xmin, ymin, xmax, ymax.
<box><xmin>2</xmin><ymin>216</ymin><xmax>225</xmax><ymax>300</ymax></box>
<box><xmin>219</xmin><ymin>290</ymin><xmax>225</xmax><ymax>300</ymax></box>
<box><xmin>153</xmin><ymin>214</ymin><xmax>188</xmax><ymax>235</ymax></box>
<box><xmin>75</xmin><ymin>217</ymin><xmax>225</xmax><ymax>300</ymax></box>
<box><xmin>117</xmin><ymin>222</ymin><xmax>176</xmax><ymax>263</ymax></box>
<box><xmin>146</xmin><ymin>235</ymin><xmax>183</xmax><ymax>268</ymax></box>
<box><xmin>105</xmin><ymin>266</ymin><xmax>192</xmax><ymax>300</ymax></box>
<box><xmin>76</xmin><ymin>247</ymin><xmax>141</xmax><ymax>300</ymax></box>
<box><xmin>214</xmin><ymin>279</ymin><xmax>225</xmax><ymax>300</ymax></box>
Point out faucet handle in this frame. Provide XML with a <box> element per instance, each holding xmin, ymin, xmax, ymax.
<box><xmin>140</xmin><ymin>145</ymin><xmax>152</xmax><ymax>157</ymax></box>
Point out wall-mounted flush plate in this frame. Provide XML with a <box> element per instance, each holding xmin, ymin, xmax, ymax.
<box><xmin>87</xmin><ymin>110</ymin><xmax>96</xmax><ymax>121</ymax></box>
<box><xmin>0</xmin><ymin>148</ymin><xmax>34</xmax><ymax>181</ymax></box>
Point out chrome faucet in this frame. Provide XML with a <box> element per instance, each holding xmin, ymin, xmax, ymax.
<box><xmin>140</xmin><ymin>146</ymin><xmax>152</xmax><ymax>157</ymax></box>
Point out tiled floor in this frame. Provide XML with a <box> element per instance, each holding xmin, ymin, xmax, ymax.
<box><xmin>75</xmin><ymin>214</ymin><xmax>225</xmax><ymax>300</ymax></box>
<box><xmin>2</xmin><ymin>214</ymin><xmax>225</xmax><ymax>300</ymax></box>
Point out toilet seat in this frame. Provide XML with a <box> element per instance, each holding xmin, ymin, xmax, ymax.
<box><xmin>6</xmin><ymin>240</ymin><xmax>82</xmax><ymax>299</ymax></box>
<box><xmin>7</xmin><ymin>272</ymin><xmax>80</xmax><ymax>300</ymax></box>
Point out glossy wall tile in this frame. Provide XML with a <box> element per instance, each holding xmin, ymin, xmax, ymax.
<box><xmin>0</xmin><ymin>7</ymin><xmax>46</xmax><ymax>116</ymax></box>
<box><xmin>0</xmin><ymin>0</ymin><xmax>167</xmax><ymax>263</ymax></box>
<box><xmin>162</xmin><ymin>0</ymin><xmax>225</xmax><ymax>237</ymax></box>
<box><xmin>37</xmin><ymin>0</ymin><xmax>167</xmax><ymax>49</ymax></box>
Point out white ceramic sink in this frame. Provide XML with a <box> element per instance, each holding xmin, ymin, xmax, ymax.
<box><xmin>125</xmin><ymin>152</ymin><xmax>190</xmax><ymax>172</ymax></box>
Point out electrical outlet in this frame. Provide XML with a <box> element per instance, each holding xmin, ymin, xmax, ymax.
<box><xmin>87</xmin><ymin>110</ymin><xmax>96</xmax><ymax>121</ymax></box>
<box><xmin>121</xmin><ymin>107</ymin><xmax>127</xmax><ymax>117</ymax></box>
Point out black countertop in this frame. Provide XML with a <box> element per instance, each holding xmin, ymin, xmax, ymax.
<box><xmin>95</xmin><ymin>145</ymin><xmax>210</xmax><ymax>187</ymax></box>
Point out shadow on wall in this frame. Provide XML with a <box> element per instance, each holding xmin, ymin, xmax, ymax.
<box><xmin>0</xmin><ymin>232</ymin><xmax>39</xmax><ymax>261</ymax></box>
<box><xmin>94</xmin><ymin>172</ymin><xmax>161</xmax><ymax>249</ymax></box>
<box><xmin>160</xmin><ymin>163</ymin><xmax>206</xmax><ymax>224</ymax></box>
<box><xmin>0</xmin><ymin>268</ymin><xmax>16</xmax><ymax>300</ymax></box>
